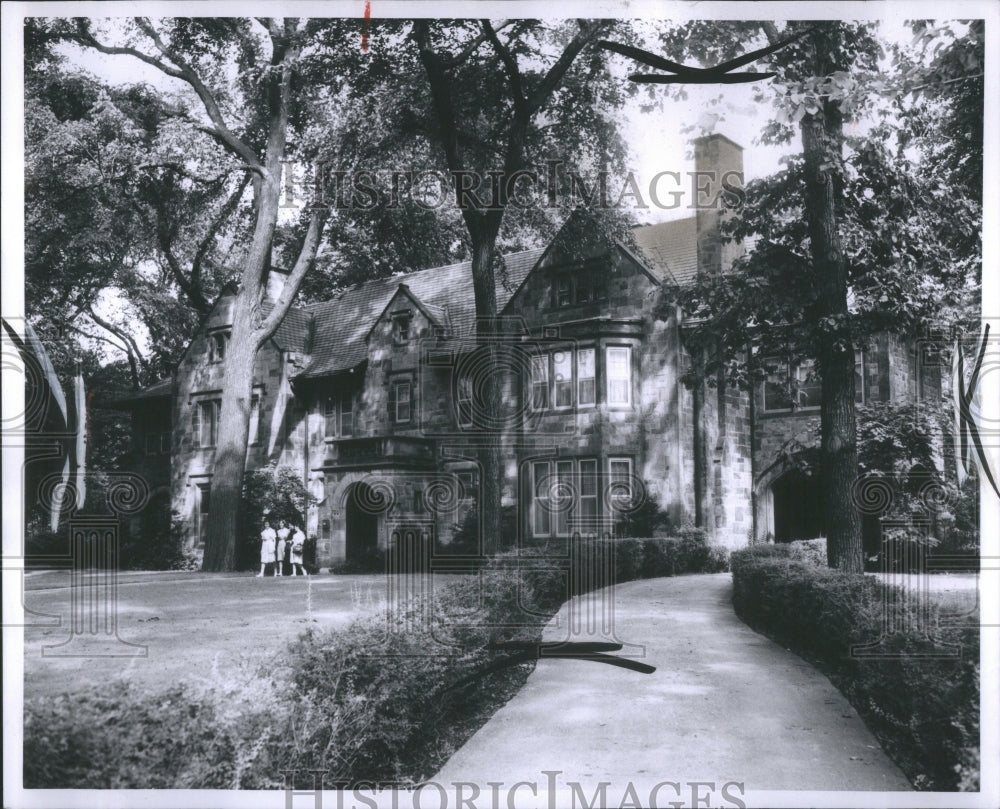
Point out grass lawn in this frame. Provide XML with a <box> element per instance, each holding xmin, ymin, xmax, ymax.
<box><xmin>21</xmin><ymin>570</ymin><xmax>463</xmax><ymax>702</ymax></box>
<box><xmin>870</xmin><ymin>571</ymin><xmax>981</xmax><ymax>617</ymax></box>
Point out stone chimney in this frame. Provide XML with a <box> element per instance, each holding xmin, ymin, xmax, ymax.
<box><xmin>693</xmin><ymin>134</ymin><xmax>744</xmax><ymax>275</ymax></box>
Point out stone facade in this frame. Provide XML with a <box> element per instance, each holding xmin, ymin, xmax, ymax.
<box><xmin>751</xmin><ymin>333</ymin><xmax>943</xmax><ymax>542</ymax></box>
<box><xmin>118</xmin><ymin>134</ymin><xmax>933</xmax><ymax>567</ymax></box>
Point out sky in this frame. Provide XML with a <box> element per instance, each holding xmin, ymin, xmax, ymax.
<box><xmin>36</xmin><ymin>10</ymin><xmax>946</xmax><ymax>362</ymax></box>
<box><xmin>57</xmin><ymin>12</ymin><xmax>919</xmax><ymax>228</ymax></box>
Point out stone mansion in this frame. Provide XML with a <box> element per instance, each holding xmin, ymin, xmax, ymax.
<box><xmin>116</xmin><ymin>135</ymin><xmax>940</xmax><ymax>569</ymax></box>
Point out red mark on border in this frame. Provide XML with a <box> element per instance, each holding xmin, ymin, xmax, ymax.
<box><xmin>361</xmin><ymin>1</ymin><xmax>371</xmax><ymax>53</ymax></box>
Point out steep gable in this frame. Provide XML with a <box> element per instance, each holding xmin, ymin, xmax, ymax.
<box><xmin>298</xmin><ymin>249</ymin><xmax>542</xmax><ymax>379</ymax></box>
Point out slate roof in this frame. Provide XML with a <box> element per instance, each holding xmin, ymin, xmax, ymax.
<box><xmin>631</xmin><ymin>217</ymin><xmax>699</xmax><ymax>286</ymax></box>
<box><xmin>267</xmin><ymin>303</ymin><xmax>312</xmax><ymax>354</ymax></box>
<box><xmin>297</xmin><ymin>248</ymin><xmax>544</xmax><ymax>379</ymax></box>
<box><xmin>120</xmin><ymin>216</ymin><xmax>703</xmax><ymax>398</ymax></box>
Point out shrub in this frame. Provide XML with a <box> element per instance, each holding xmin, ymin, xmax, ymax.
<box><xmin>286</xmin><ymin>560</ymin><xmax>556</xmax><ymax>783</ymax></box>
<box><xmin>24</xmin><ymin>519</ymin><xmax>69</xmax><ymax>569</ymax></box>
<box><xmin>25</xmin><ymin>533</ymin><xmax>729</xmax><ymax>788</ymax></box>
<box><xmin>730</xmin><ymin>546</ymin><xmax>979</xmax><ymax>791</ymax></box>
<box><xmin>614</xmin><ymin>486</ymin><xmax>673</xmax><ymax>537</ymax></box>
<box><xmin>24</xmin><ymin>665</ymin><xmax>330</xmax><ymax>789</ymax></box>
<box><xmin>438</xmin><ymin>505</ymin><xmax>486</xmax><ymax>558</ymax></box>
<box><xmin>786</xmin><ymin>537</ymin><xmax>827</xmax><ymax>566</ymax></box>
<box><xmin>119</xmin><ymin>496</ymin><xmax>196</xmax><ymax>570</ymax></box>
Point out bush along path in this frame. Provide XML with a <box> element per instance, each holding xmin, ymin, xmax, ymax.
<box><xmin>24</xmin><ymin>532</ymin><xmax>724</xmax><ymax>788</ymax></box>
<box><xmin>730</xmin><ymin>545</ymin><xmax>980</xmax><ymax>791</ymax></box>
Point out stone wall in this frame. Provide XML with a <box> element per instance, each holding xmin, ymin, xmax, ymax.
<box><xmin>171</xmin><ymin>291</ymin><xmax>296</xmax><ymax>550</ymax></box>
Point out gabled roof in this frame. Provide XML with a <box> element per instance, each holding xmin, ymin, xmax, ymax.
<box><xmin>631</xmin><ymin>217</ymin><xmax>699</xmax><ymax>285</ymax></box>
<box><xmin>364</xmin><ymin>283</ymin><xmax>443</xmax><ymax>342</ymax></box>
<box><xmin>298</xmin><ymin>248</ymin><xmax>543</xmax><ymax>379</ymax></box>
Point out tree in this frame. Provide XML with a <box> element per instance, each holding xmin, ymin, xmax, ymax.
<box><xmin>58</xmin><ymin>18</ymin><xmax>344</xmax><ymax>570</ymax></box>
<box><xmin>650</xmin><ymin>20</ymin><xmax>980</xmax><ymax>570</ymax></box>
<box><xmin>398</xmin><ymin>19</ymin><xmax>631</xmax><ymax>551</ymax></box>
<box><xmin>24</xmin><ymin>26</ymin><xmax>251</xmax><ymax>387</ymax></box>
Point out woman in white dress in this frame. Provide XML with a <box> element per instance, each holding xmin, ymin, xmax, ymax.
<box><xmin>276</xmin><ymin>520</ymin><xmax>291</xmax><ymax>577</ymax></box>
<box><xmin>256</xmin><ymin>520</ymin><xmax>278</xmax><ymax>577</ymax></box>
<box><xmin>289</xmin><ymin>524</ymin><xmax>308</xmax><ymax>576</ymax></box>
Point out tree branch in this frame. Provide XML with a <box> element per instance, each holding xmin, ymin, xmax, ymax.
<box><xmin>526</xmin><ymin>20</ymin><xmax>604</xmax><ymax>115</ymax></box>
<box><xmin>192</xmin><ymin>171</ymin><xmax>251</xmax><ymax>287</ymax></box>
<box><xmin>255</xmin><ymin>211</ymin><xmax>327</xmax><ymax>342</ymax></box>
<box><xmin>131</xmin><ymin>18</ymin><xmax>265</xmax><ymax>175</ymax></box>
<box><xmin>138</xmin><ymin>161</ymin><xmax>235</xmax><ymax>185</ymax></box>
<box><xmin>86</xmin><ymin>306</ymin><xmax>148</xmax><ymax>370</ymax></box>
<box><xmin>71</xmin><ymin>20</ymin><xmax>185</xmax><ymax>79</ymax></box>
<box><xmin>151</xmin><ymin>208</ymin><xmax>211</xmax><ymax>314</ymax></box>
<box><xmin>481</xmin><ymin>20</ymin><xmax>527</xmax><ymax>113</ymax></box>
<box><xmin>413</xmin><ymin>21</ymin><xmax>480</xmax><ymax>234</ymax></box>
<box><xmin>67</xmin><ymin>322</ymin><xmax>141</xmax><ymax>388</ymax></box>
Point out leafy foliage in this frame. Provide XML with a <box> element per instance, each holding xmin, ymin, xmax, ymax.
<box><xmin>613</xmin><ymin>483</ymin><xmax>674</xmax><ymax>537</ymax></box>
<box><xmin>856</xmin><ymin>400</ymin><xmax>978</xmax><ymax>557</ymax></box>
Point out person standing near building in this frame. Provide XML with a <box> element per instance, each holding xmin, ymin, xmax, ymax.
<box><xmin>276</xmin><ymin>519</ymin><xmax>291</xmax><ymax>577</ymax></box>
<box><xmin>256</xmin><ymin>520</ymin><xmax>278</xmax><ymax>577</ymax></box>
<box><xmin>289</xmin><ymin>523</ymin><xmax>308</xmax><ymax>576</ymax></box>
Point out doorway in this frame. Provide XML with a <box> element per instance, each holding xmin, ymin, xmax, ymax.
<box><xmin>345</xmin><ymin>482</ymin><xmax>380</xmax><ymax>563</ymax></box>
<box><xmin>771</xmin><ymin>469</ymin><xmax>824</xmax><ymax>543</ymax></box>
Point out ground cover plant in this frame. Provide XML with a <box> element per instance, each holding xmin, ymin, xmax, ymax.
<box><xmin>730</xmin><ymin>545</ymin><xmax>980</xmax><ymax>790</ymax></box>
<box><xmin>24</xmin><ymin>533</ymin><xmax>725</xmax><ymax>788</ymax></box>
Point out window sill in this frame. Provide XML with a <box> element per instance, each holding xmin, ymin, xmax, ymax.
<box><xmin>529</xmin><ymin>404</ymin><xmax>598</xmax><ymax>416</ymax></box>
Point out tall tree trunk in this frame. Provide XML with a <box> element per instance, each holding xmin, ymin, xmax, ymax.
<box><xmin>800</xmin><ymin>27</ymin><xmax>863</xmax><ymax>572</ymax></box>
<box><xmin>200</xmin><ymin>162</ymin><xmax>283</xmax><ymax>571</ymax></box>
<box><xmin>200</xmin><ymin>302</ymin><xmax>257</xmax><ymax>571</ymax></box>
<box><xmin>469</xmin><ymin>231</ymin><xmax>503</xmax><ymax>555</ymax></box>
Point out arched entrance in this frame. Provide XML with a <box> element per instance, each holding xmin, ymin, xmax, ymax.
<box><xmin>345</xmin><ymin>482</ymin><xmax>380</xmax><ymax>563</ymax></box>
<box><xmin>772</xmin><ymin>469</ymin><xmax>823</xmax><ymax>543</ymax></box>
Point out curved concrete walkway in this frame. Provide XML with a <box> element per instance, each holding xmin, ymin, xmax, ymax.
<box><xmin>435</xmin><ymin>573</ymin><xmax>912</xmax><ymax>794</ymax></box>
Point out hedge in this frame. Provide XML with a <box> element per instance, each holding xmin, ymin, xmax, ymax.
<box><xmin>731</xmin><ymin>546</ymin><xmax>980</xmax><ymax>791</ymax></box>
<box><xmin>25</xmin><ymin>532</ymin><xmax>727</xmax><ymax>788</ymax></box>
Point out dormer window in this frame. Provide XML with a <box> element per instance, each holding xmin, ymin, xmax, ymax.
<box><xmin>208</xmin><ymin>331</ymin><xmax>230</xmax><ymax>363</ymax></box>
<box><xmin>392</xmin><ymin>312</ymin><xmax>411</xmax><ymax>345</ymax></box>
<box><xmin>552</xmin><ymin>262</ymin><xmax>608</xmax><ymax>309</ymax></box>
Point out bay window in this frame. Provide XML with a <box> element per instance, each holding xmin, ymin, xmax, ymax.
<box><xmin>608</xmin><ymin>457</ymin><xmax>634</xmax><ymax>513</ymax></box>
<box><xmin>531</xmin><ymin>355</ymin><xmax>549</xmax><ymax>410</ymax></box>
<box><xmin>606</xmin><ymin>347</ymin><xmax>631</xmax><ymax>406</ymax></box>
<box><xmin>553</xmin><ymin>350</ymin><xmax>573</xmax><ymax>408</ymax></box>
<box><xmin>393</xmin><ymin>380</ymin><xmax>412</xmax><ymax>423</ymax></box>
<box><xmin>324</xmin><ymin>389</ymin><xmax>357</xmax><ymax>438</ymax></box>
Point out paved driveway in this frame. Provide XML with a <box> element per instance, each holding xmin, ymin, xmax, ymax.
<box><xmin>434</xmin><ymin>574</ymin><xmax>912</xmax><ymax>794</ymax></box>
<box><xmin>19</xmin><ymin>571</ymin><xmax>415</xmax><ymax>701</ymax></box>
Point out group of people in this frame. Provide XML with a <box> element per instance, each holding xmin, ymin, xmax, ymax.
<box><xmin>257</xmin><ymin>518</ymin><xmax>309</xmax><ymax>577</ymax></box>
